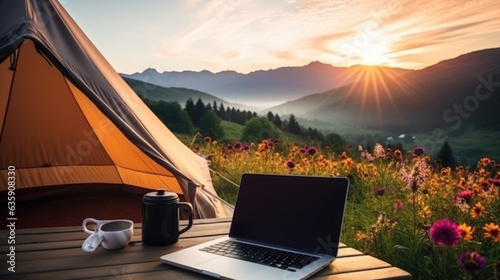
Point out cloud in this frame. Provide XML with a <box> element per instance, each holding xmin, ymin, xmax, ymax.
<box><xmin>149</xmin><ymin>0</ymin><xmax>500</xmax><ymax>72</ymax></box>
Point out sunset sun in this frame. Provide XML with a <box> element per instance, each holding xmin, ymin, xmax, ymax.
<box><xmin>359</xmin><ymin>44</ymin><xmax>390</xmax><ymax>66</ymax></box>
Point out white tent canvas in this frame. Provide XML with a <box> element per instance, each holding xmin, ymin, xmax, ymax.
<box><xmin>0</xmin><ymin>0</ymin><xmax>232</xmax><ymax>227</ymax></box>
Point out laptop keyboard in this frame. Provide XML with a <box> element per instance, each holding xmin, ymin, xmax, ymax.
<box><xmin>200</xmin><ymin>240</ymin><xmax>319</xmax><ymax>271</ymax></box>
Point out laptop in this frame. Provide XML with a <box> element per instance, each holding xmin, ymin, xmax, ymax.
<box><xmin>161</xmin><ymin>173</ymin><xmax>350</xmax><ymax>280</ymax></box>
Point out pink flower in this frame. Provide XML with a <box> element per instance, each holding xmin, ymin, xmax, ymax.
<box><xmin>373</xmin><ymin>143</ymin><xmax>386</xmax><ymax>158</ymax></box>
<box><xmin>399</xmin><ymin>159</ymin><xmax>431</xmax><ymax>193</ymax></box>
<box><xmin>454</xmin><ymin>190</ymin><xmax>474</xmax><ymax>204</ymax></box>
<box><xmin>489</xmin><ymin>178</ymin><xmax>500</xmax><ymax>186</ymax></box>
<box><xmin>393</xmin><ymin>199</ymin><xmax>404</xmax><ymax>212</ymax></box>
<box><xmin>429</xmin><ymin>219</ymin><xmax>461</xmax><ymax>247</ymax></box>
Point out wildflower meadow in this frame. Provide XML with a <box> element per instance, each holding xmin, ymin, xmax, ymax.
<box><xmin>189</xmin><ymin>135</ymin><xmax>500</xmax><ymax>279</ymax></box>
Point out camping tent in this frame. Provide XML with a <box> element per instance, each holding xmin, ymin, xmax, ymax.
<box><xmin>0</xmin><ymin>0</ymin><xmax>233</xmax><ymax>228</ymax></box>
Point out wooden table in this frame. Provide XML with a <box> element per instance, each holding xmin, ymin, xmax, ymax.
<box><xmin>0</xmin><ymin>218</ymin><xmax>412</xmax><ymax>279</ymax></box>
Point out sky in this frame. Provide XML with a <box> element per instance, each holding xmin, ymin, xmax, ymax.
<box><xmin>59</xmin><ymin>0</ymin><xmax>500</xmax><ymax>74</ymax></box>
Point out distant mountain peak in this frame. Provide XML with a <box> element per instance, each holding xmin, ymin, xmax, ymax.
<box><xmin>306</xmin><ymin>60</ymin><xmax>330</xmax><ymax>67</ymax></box>
<box><xmin>143</xmin><ymin>67</ymin><xmax>159</xmax><ymax>74</ymax></box>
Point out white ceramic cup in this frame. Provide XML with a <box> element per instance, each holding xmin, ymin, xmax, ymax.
<box><xmin>82</xmin><ymin>218</ymin><xmax>134</xmax><ymax>253</ymax></box>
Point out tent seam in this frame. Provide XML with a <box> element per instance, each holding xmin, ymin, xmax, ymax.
<box><xmin>0</xmin><ymin>44</ymin><xmax>21</xmax><ymax>146</ymax></box>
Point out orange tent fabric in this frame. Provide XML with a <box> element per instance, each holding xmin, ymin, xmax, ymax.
<box><xmin>0</xmin><ymin>0</ymin><xmax>232</xmax><ymax>227</ymax></box>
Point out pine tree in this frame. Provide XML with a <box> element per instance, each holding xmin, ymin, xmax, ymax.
<box><xmin>436</xmin><ymin>141</ymin><xmax>458</xmax><ymax>168</ymax></box>
<box><xmin>184</xmin><ymin>98</ymin><xmax>195</xmax><ymax>124</ymax></box>
<box><xmin>218</xmin><ymin>103</ymin><xmax>226</xmax><ymax>119</ymax></box>
<box><xmin>192</xmin><ymin>98</ymin><xmax>206</xmax><ymax>126</ymax></box>
<box><xmin>267</xmin><ymin>111</ymin><xmax>274</xmax><ymax>121</ymax></box>
<box><xmin>287</xmin><ymin>114</ymin><xmax>301</xmax><ymax>134</ymax></box>
<box><xmin>212</xmin><ymin>101</ymin><xmax>218</xmax><ymax>115</ymax></box>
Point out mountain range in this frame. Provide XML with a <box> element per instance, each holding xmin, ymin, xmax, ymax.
<box><xmin>269</xmin><ymin>48</ymin><xmax>500</xmax><ymax>132</ymax></box>
<box><xmin>122</xmin><ymin>47</ymin><xmax>500</xmax><ymax>133</ymax></box>
<box><xmin>121</xmin><ymin>61</ymin><xmax>412</xmax><ymax>108</ymax></box>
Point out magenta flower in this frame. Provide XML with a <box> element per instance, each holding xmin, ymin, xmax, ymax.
<box><xmin>286</xmin><ymin>160</ymin><xmax>295</xmax><ymax>169</ymax></box>
<box><xmin>454</xmin><ymin>190</ymin><xmax>474</xmax><ymax>204</ymax></box>
<box><xmin>458</xmin><ymin>251</ymin><xmax>486</xmax><ymax>273</ymax></box>
<box><xmin>204</xmin><ymin>136</ymin><xmax>211</xmax><ymax>143</ymax></box>
<box><xmin>429</xmin><ymin>219</ymin><xmax>461</xmax><ymax>247</ymax></box>
<box><xmin>412</xmin><ymin>146</ymin><xmax>425</xmax><ymax>157</ymax></box>
<box><xmin>489</xmin><ymin>178</ymin><xmax>500</xmax><ymax>186</ymax></box>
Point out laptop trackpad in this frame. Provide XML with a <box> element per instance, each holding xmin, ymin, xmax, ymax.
<box><xmin>197</xmin><ymin>257</ymin><xmax>269</xmax><ymax>279</ymax></box>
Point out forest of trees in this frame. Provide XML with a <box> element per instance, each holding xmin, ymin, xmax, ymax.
<box><xmin>142</xmin><ymin>97</ymin><xmax>347</xmax><ymax>148</ymax></box>
<box><xmin>142</xmin><ymin>96</ymin><xmax>459</xmax><ymax>167</ymax></box>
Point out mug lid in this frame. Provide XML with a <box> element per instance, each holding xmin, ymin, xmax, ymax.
<box><xmin>143</xmin><ymin>189</ymin><xmax>179</xmax><ymax>203</ymax></box>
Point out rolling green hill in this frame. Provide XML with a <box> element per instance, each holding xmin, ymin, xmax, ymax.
<box><xmin>123</xmin><ymin>77</ymin><xmax>230</xmax><ymax>106</ymax></box>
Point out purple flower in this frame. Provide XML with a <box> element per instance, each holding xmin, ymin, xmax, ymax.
<box><xmin>307</xmin><ymin>146</ymin><xmax>318</xmax><ymax>156</ymax></box>
<box><xmin>429</xmin><ymin>219</ymin><xmax>461</xmax><ymax>247</ymax></box>
<box><xmin>412</xmin><ymin>146</ymin><xmax>425</xmax><ymax>157</ymax></box>
<box><xmin>286</xmin><ymin>160</ymin><xmax>295</xmax><ymax>169</ymax></box>
<box><xmin>234</xmin><ymin>141</ymin><xmax>243</xmax><ymax>150</ymax></box>
<box><xmin>458</xmin><ymin>251</ymin><xmax>486</xmax><ymax>273</ymax></box>
<box><xmin>373</xmin><ymin>188</ymin><xmax>385</xmax><ymax>197</ymax></box>
<box><xmin>204</xmin><ymin>136</ymin><xmax>211</xmax><ymax>143</ymax></box>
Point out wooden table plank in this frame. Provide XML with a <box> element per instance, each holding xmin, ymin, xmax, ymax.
<box><xmin>0</xmin><ymin>218</ymin><xmax>412</xmax><ymax>279</ymax></box>
<box><xmin>312</xmin><ymin>267</ymin><xmax>414</xmax><ymax>280</ymax></box>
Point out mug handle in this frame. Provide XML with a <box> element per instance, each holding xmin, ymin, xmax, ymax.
<box><xmin>82</xmin><ymin>218</ymin><xmax>108</xmax><ymax>235</ymax></box>
<box><xmin>81</xmin><ymin>232</ymin><xmax>104</xmax><ymax>253</ymax></box>
<box><xmin>178</xmin><ymin>202</ymin><xmax>193</xmax><ymax>235</ymax></box>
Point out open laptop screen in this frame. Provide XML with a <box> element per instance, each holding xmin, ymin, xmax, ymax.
<box><xmin>229</xmin><ymin>173</ymin><xmax>349</xmax><ymax>256</ymax></box>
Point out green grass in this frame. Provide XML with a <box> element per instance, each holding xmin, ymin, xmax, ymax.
<box><xmin>301</xmin><ymin>119</ymin><xmax>500</xmax><ymax>167</ymax></box>
<box><xmin>411</xmin><ymin>126</ymin><xmax>500</xmax><ymax>167</ymax></box>
<box><xmin>220</xmin><ymin>121</ymin><xmax>244</xmax><ymax>142</ymax></box>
